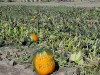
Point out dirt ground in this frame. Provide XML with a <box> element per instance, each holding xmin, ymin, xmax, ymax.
<box><xmin>0</xmin><ymin>2</ymin><xmax>100</xmax><ymax>7</ymax></box>
<box><xmin>0</xmin><ymin>46</ymin><xmax>80</xmax><ymax>75</ymax></box>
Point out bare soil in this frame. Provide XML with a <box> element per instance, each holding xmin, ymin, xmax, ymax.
<box><xmin>0</xmin><ymin>46</ymin><xmax>80</xmax><ymax>75</ymax></box>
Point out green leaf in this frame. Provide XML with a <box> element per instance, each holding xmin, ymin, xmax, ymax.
<box><xmin>70</xmin><ymin>51</ymin><xmax>83</xmax><ymax>65</ymax></box>
<box><xmin>70</xmin><ymin>52</ymin><xmax>76</xmax><ymax>61</ymax></box>
<box><xmin>78</xmin><ymin>59</ymin><xmax>84</xmax><ymax>65</ymax></box>
<box><xmin>75</xmin><ymin>51</ymin><xmax>82</xmax><ymax>61</ymax></box>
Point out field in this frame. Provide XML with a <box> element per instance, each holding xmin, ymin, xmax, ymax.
<box><xmin>0</xmin><ymin>3</ymin><xmax>100</xmax><ymax>75</ymax></box>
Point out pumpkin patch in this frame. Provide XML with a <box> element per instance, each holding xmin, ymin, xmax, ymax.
<box><xmin>0</xmin><ymin>5</ymin><xmax>100</xmax><ymax>75</ymax></box>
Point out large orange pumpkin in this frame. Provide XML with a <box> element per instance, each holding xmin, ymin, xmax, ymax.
<box><xmin>32</xmin><ymin>47</ymin><xmax>55</xmax><ymax>75</ymax></box>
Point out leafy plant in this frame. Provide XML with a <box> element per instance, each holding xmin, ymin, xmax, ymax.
<box><xmin>70</xmin><ymin>51</ymin><xmax>84</xmax><ymax>65</ymax></box>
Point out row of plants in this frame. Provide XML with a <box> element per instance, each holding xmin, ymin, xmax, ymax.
<box><xmin>0</xmin><ymin>6</ymin><xmax>100</xmax><ymax>74</ymax></box>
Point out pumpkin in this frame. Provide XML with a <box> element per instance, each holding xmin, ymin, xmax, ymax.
<box><xmin>32</xmin><ymin>47</ymin><xmax>55</xmax><ymax>75</ymax></box>
<box><xmin>30</xmin><ymin>34</ymin><xmax>38</xmax><ymax>42</ymax></box>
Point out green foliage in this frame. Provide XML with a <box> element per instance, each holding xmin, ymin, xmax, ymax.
<box><xmin>0</xmin><ymin>6</ymin><xmax>100</xmax><ymax>74</ymax></box>
<box><xmin>70</xmin><ymin>51</ymin><xmax>84</xmax><ymax>65</ymax></box>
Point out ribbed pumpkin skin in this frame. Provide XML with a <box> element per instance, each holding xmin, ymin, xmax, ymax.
<box><xmin>32</xmin><ymin>48</ymin><xmax>55</xmax><ymax>75</ymax></box>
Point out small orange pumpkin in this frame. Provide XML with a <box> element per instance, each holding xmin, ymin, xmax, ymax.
<box><xmin>32</xmin><ymin>47</ymin><xmax>55</xmax><ymax>75</ymax></box>
<box><xmin>30</xmin><ymin>34</ymin><xmax>38</xmax><ymax>42</ymax></box>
